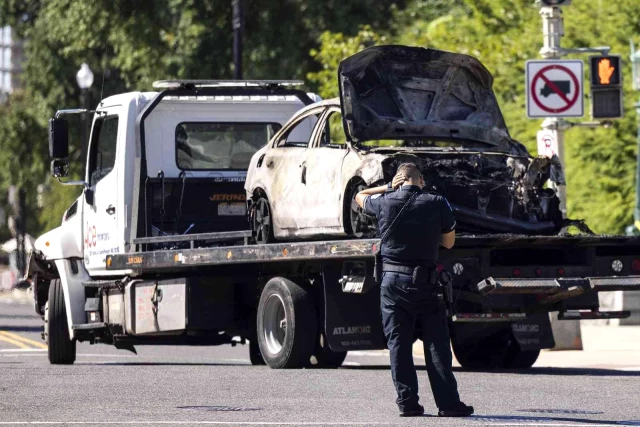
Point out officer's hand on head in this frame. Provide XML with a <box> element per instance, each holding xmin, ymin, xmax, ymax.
<box><xmin>392</xmin><ymin>173</ymin><xmax>405</xmax><ymax>190</ymax></box>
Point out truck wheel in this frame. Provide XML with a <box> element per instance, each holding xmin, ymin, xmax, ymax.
<box><xmin>452</xmin><ymin>339</ymin><xmax>503</xmax><ymax>370</ymax></box>
<box><xmin>310</xmin><ymin>332</ymin><xmax>347</xmax><ymax>368</ymax></box>
<box><xmin>257</xmin><ymin>277</ymin><xmax>317</xmax><ymax>369</ymax></box>
<box><xmin>249</xmin><ymin>339</ymin><xmax>266</xmax><ymax>366</ymax></box>
<box><xmin>501</xmin><ymin>339</ymin><xmax>540</xmax><ymax>369</ymax></box>
<box><xmin>252</xmin><ymin>197</ymin><xmax>274</xmax><ymax>244</ymax></box>
<box><xmin>46</xmin><ymin>279</ymin><xmax>76</xmax><ymax>365</ymax></box>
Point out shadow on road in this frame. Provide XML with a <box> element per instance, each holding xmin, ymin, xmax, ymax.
<box><xmin>339</xmin><ymin>365</ymin><xmax>640</xmax><ymax>376</ymax></box>
<box><xmin>471</xmin><ymin>414</ymin><xmax>640</xmax><ymax>425</ymax></box>
<box><xmin>0</xmin><ymin>325</ymin><xmax>43</xmax><ymax>332</ymax></box>
<box><xmin>89</xmin><ymin>362</ymin><xmax>250</xmax><ymax>367</ymax></box>
<box><xmin>0</xmin><ymin>314</ymin><xmax>40</xmax><ymax>320</ymax></box>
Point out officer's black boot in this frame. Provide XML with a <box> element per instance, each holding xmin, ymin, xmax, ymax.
<box><xmin>399</xmin><ymin>404</ymin><xmax>424</xmax><ymax>417</ymax></box>
<box><xmin>438</xmin><ymin>402</ymin><xmax>474</xmax><ymax>417</ymax></box>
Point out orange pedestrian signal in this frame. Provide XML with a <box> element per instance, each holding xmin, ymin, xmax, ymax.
<box><xmin>590</xmin><ymin>55</ymin><xmax>621</xmax><ymax>87</ymax></box>
<box><xmin>589</xmin><ymin>55</ymin><xmax>623</xmax><ymax>119</ymax></box>
<box><xmin>597</xmin><ymin>58</ymin><xmax>615</xmax><ymax>85</ymax></box>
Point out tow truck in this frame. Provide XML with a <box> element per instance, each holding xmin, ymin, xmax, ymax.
<box><xmin>27</xmin><ymin>79</ymin><xmax>640</xmax><ymax>369</ymax></box>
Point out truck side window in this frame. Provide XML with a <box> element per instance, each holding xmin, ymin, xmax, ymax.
<box><xmin>276</xmin><ymin>113</ymin><xmax>318</xmax><ymax>148</ymax></box>
<box><xmin>88</xmin><ymin>116</ymin><xmax>119</xmax><ymax>186</ymax></box>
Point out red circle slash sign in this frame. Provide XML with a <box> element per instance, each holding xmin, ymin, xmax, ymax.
<box><xmin>530</xmin><ymin>65</ymin><xmax>580</xmax><ymax>113</ymax></box>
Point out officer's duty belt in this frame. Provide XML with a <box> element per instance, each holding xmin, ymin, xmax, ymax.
<box><xmin>382</xmin><ymin>264</ymin><xmax>429</xmax><ymax>275</ymax></box>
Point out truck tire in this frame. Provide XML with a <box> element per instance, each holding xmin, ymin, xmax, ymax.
<box><xmin>452</xmin><ymin>339</ymin><xmax>503</xmax><ymax>370</ymax></box>
<box><xmin>502</xmin><ymin>339</ymin><xmax>540</xmax><ymax>369</ymax></box>
<box><xmin>46</xmin><ymin>279</ymin><xmax>76</xmax><ymax>365</ymax></box>
<box><xmin>310</xmin><ymin>332</ymin><xmax>347</xmax><ymax>368</ymax></box>
<box><xmin>257</xmin><ymin>277</ymin><xmax>317</xmax><ymax>369</ymax></box>
<box><xmin>249</xmin><ymin>339</ymin><xmax>266</xmax><ymax>366</ymax></box>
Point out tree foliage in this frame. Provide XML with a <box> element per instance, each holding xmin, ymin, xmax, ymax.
<box><xmin>0</xmin><ymin>0</ymin><xmax>406</xmax><ymax>238</ymax></box>
<box><xmin>310</xmin><ymin>0</ymin><xmax>640</xmax><ymax>234</ymax></box>
<box><xmin>1</xmin><ymin>0</ymin><xmax>640</xmax><ymax>237</ymax></box>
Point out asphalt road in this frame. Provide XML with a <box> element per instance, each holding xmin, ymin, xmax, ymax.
<box><xmin>1</xmin><ymin>293</ymin><xmax>640</xmax><ymax>427</ymax></box>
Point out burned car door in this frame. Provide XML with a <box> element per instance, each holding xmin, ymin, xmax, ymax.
<box><xmin>266</xmin><ymin>112</ymin><xmax>318</xmax><ymax>232</ymax></box>
<box><xmin>299</xmin><ymin>107</ymin><xmax>350</xmax><ymax>229</ymax></box>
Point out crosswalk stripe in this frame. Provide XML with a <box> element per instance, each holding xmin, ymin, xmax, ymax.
<box><xmin>0</xmin><ymin>331</ymin><xmax>48</xmax><ymax>349</ymax></box>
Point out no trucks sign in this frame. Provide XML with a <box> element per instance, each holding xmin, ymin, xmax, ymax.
<box><xmin>526</xmin><ymin>60</ymin><xmax>584</xmax><ymax>118</ymax></box>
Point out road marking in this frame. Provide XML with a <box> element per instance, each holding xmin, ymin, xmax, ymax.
<box><xmin>0</xmin><ymin>348</ymin><xmax>46</xmax><ymax>353</ymax></box>
<box><xmin>0</xmin><ymin>330</ymin><xmax>48</xmax><ymax>349</ymax></box>
<box><xmin>0</xmin><ymin>335</ymin><xmax>31</xmax><ymax>349</ymax></box>
<box><xmin>0</xmin><ymin>422</ymin><xmax>394</xmax><ymax>425</ymax></box>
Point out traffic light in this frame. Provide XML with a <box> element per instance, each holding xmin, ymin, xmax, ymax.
<box><xmin>590</xmin><ymin>55</ymin><xmax>624</xmax><ymax>119</ymax></box>
<box><xmin>539</xmin><ymin>0</ymin><xmax>571</xmax><ymax>6</ymax></box>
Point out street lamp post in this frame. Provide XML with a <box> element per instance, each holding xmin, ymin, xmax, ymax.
<box><xmin>627</xmin><ymin>42</ymin><xmax>640</xmax><ymax>235</ymax></box>
<box><xmin>76</xmin><ymin>63</ymin><xmax>94</xmax><ymax>169</ymax></box>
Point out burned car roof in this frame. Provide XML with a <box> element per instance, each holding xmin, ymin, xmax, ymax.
<box><xmin>338</xmin><ymin>45</ymin><xmax>526</xmax><ymax>154</ymax></box>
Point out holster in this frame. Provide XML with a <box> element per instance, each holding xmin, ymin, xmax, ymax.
<box><xmin>412</xmin><ymin>266</ymin><xmax>438</xmax><ymax>286</ymax></box>
<box><xmin>373</xmin><ymin>247</ymin><xmax>383</xmax><ymax>284</ymax></box>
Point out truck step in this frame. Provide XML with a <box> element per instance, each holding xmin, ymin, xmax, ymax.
<box><xmin>588</xmin><ymin>276</ymin><xmax>640</xmax><ymax>291</ymax></box>
<box><xmin>452</xmin><ymin>313</ymin><xmax>527</xmax><ymax>322</ymax></box>
<box><xmin>558</xmin><ymin>310</ymin><xmax>630</xmax><ymax>320</ymax></box>
<box><xmin>83</xmin><ymin>280</ymin><xmax>120</xmax><ymax>289</ymax></box>
<box><xmin>477</xmin><ymin>278</ymin><xmax>561</xmax><ymax>296</ymax></box>
<box><xmin>72</xmin><ymin>322</ymin><xmax>106</xmax><ymax>331</ymax></box>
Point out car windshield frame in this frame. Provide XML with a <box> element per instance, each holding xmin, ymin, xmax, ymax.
<box><xmin>175</xmin><ymin>121</ymin><xmax>282</xmax><ymax>171</ymax></box>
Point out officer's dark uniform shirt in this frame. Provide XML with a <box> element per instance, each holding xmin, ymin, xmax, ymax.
<box><xmin>364</xmin><ymin>185</ymin><xmax>456</xmax><ymax>266</ymax></box>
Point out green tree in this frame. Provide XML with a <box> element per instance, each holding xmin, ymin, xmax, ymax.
<box><xmin>309</xmin><ymin>0</ymin><xmax>640</xmax><ymax>234</ymax></box>
<box><xmin>0</xmin><ymin>0</ymin><xmax>408</xmax><ymax>237</ymax></box>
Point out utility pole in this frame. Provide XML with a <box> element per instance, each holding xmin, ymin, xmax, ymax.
<box><xmin>232</xmin><ymin>0</ymin><xmax>244</xmax><ymax>80</ymax></box>
<box><xmin>539</xmin><ymin>5</ymin><xmax>568</xmax><ymax>217</ymax></box>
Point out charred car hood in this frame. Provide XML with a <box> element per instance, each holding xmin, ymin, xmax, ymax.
<box><xmin>338</xmin><ymin>45</ymin><xmax>525</xmax><ymax>154</ymax></box>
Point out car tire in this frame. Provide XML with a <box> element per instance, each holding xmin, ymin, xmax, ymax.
<box><xmin>346</xmin><ymin>181</ymin><xmax>374</xmax><ymax>237</ymax></box>
<box><xmin>46</xmin><ymin>279</ymin><xmax>76</xmax><ymax>365</ymax></box>
<box><xmin>252</xmin><ymin>196</ymin><xmax>274</xmax><ymax>244</ymax></box>
<box><xmin>310</xmin><ymin>332</ymin><xmax>347</xmax><ymax>368</ymax></box>
<box><xmin>257</xmin><ymin>277</ymin><xmax>317</xmax><ymax>369</ymax></box>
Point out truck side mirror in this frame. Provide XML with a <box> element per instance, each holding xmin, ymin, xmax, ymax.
<box><xmin>48</xmin><ymin>118</ymin><xmax>69</xmax><ymax>159</ymax></box>
<box><xmin>84</xmin><ymin>188</ymin><xmax>94</xmax><ymax>206</ymax></box>
<box><xmin>50</xmin><ymin>159</ymin><xmax>70</xmax><ymax>178</ymax></box>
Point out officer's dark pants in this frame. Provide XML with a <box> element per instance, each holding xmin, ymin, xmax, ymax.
<box><xmin>380</xmin><ymin>271</ymin><xmax>461</xmax><ymax>412</ymax></box>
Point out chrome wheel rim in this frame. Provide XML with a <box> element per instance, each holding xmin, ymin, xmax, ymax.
<box><xmin>263</xmin><ymin>293</ymin><xmax>286</xmax><ymax>355</ymax></box>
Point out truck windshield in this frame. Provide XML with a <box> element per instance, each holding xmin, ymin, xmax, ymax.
<box><xmin>176</xmin><ymin>122</ymin><xmax>281</xmax><ymax>170</ymax></box>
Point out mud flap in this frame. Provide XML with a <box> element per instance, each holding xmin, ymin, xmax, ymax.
<box><xmin>511</xmin><ymin>313</ymin><xmax>555</xmax><ymax>351</ymax></box>
<box><xmin>322</xmin><ymin>262</ymin><xmax>386</xmax><ymax>352</ymax></box>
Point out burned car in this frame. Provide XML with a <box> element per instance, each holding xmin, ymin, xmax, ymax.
<box><xmin>245</xmin><ymin>45</ymin><xmax>567</xmax><ymax>243</ymax></box>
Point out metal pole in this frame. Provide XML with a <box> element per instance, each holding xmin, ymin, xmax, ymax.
<box><xmin>634</xmin><ymin>100</ymin><xmax>640</xmax><ymax>231</ymax></box>
<box><xmin>539</xmin><ymin>5</ymin><xmax>567</xmax><ymax>217</ymax></box>
<box><xmin>81</xmin><ymin>89</ymin><xmax>89</xmax><ymax>169</ymax></box>
<box><xmin>232</xmin><ymin>0</ymin><xmax>243</xmax><ymax>80</ymax></box>
<box><xmin>16</xmin><ymin>188</ymin><xmax>25</xmax><ymax>277</ymax></box>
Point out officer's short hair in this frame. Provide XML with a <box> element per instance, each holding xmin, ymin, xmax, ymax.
<box><xmin>397</xmin><ymin>163</ymin><xmax>422</xmax><ymax>180</ymax></box>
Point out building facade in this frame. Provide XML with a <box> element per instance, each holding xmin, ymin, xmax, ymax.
<box><xmin>0</xmin><ymin>26</ymin><xmax>23</xmax><ymax>101</ymax></box>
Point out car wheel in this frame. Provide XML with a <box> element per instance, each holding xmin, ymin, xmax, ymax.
<box><xmin>257</xmin><ymin>277</ymin><xmax>317</xmax><ymax>369</ymax></box>
<box><xmin>46</xmin><ymin>279</ymin><xmax>76</xmax><ymax>365</ymax></box>
<box><xmin>252</xmin><ymin>197</ymin><xmax>274</xmax><ymax>244</ymax></box>
<box><xmin>347</xmin><ymin>182</ymin><xmax>374</xmax><ymax>238</ymax></box>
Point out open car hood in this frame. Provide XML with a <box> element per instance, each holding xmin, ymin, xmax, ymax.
<box><xmin>338</xmin><ymin>45</ymin><xmax>524</xmax><ymax>154</ymax></box>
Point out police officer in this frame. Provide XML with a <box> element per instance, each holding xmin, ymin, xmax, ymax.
<box><xmin>355</xmin><ymin>162</ymin><xmax>473</xmax><ymax>418</ymax></box>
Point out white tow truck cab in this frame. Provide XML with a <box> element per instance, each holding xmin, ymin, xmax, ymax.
<box><xmin>28</xmin><ymin>81</ymin><xmax>318</xmax><ymax>364</ymax></box>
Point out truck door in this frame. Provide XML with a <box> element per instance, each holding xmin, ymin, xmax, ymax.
<box><xmin>82</xmin><ymin>108</ymin><xmax>122</xmax><ymax>274</ymax></box>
